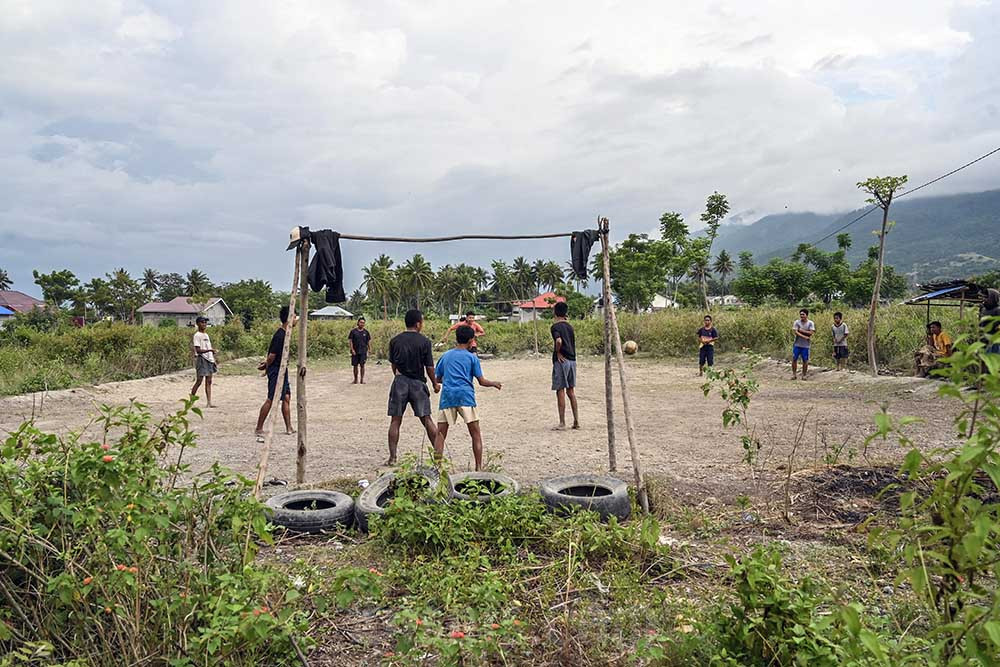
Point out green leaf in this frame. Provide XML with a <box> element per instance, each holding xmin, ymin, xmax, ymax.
<box><xmin>984</xmin><ymin>621</ymin><xmax>1000</xmax><ymax>648</ymax></box>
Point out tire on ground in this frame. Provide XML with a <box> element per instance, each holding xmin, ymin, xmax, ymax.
<box><xmin>449</xmin><ymin>471</ymin><xmax>520</xmax><ymax>502</ymax></box>
<box><xmin>264</xmin><ymin>490</ymin><xmax>355</xmax><ymax>533</ymax></box>
<box><xmin>538</xmin><ymin>474</ymin><xmax>631</xmax><ymax>522</ymax></box>
<box><xmin>355</xmin><ymin>466</ymin><xmax>441</xmax><ymax>532</ymax></box>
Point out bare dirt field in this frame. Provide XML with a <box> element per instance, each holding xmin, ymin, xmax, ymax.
<box><xmin>0</xmin><ymin>354</ymin><xmax>962</xmax><ymax>501</ymax></box>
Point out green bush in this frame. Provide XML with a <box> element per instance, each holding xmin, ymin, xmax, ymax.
<box><xmin>0</xmin><ymin>400</ymin><xmax>311</xmax><ymax>664</ymax></box>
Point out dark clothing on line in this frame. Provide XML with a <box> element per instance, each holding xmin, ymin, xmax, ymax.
<box><xmin>389</xmin><ymin>331</ymin><xmax>434</xmax><ymax>382</ymax></box>
<box><xmin>348</xmin><ymin>328</ymin><xmax>371</xmax><ymax>355</ymax></box>
<box><xmin>551</xmin><ymin>321</ymin><xmax>576</xmax><ymax>362</ymax></box>
<box><xmin>307</xmin><ymin>230</ymin><xmax>346</xmax><ymax>304</ymax></box>
<box><xmin>570</xmin><ymin>230</ymin><xmax>600</xmax><ymax>280</ymax></box>
<box><xmin>268</xmin><ymin>328</ymin><xmax>286</xmax><ymax>368</ymax></box>
<box><xmin>387</xmin><ymin>375</ymin><xmax>432</xmax><ymax>417</ymax></box>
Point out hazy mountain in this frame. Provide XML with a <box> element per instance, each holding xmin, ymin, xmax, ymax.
<box><xmin>714</xmin><ymin>189</ymin><xmax>1000</xmax><ymax>281</ymax></box>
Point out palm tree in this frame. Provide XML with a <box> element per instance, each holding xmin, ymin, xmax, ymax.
<box><xmin>362</xmin><ymin>259</ymin><xmax>394</xmax><ymax>319</ymax></box>
<box><xmin>531</xmin><ymin>259</ymin><xmax>546</xmax><ymax>298</ymax></box>
<box><xmin>472</xmin><ymin>266</ymin><xmax>490</xmax><ymax>292</ymax></box>
<box><xmin>398</xmin><ymin>254</ymin><xmax>435</xmax><ymax>311</ymax></box>
<box><xmin>539</xmin><ymin>261</ymin><xmax>564</xmax><ymax>291</ymax></box>
<box><xmin>564</xmin><ymin>260</ymin><xmax>589</xmax><ymax>292</ymax></box>
<box><xmin>0</xmin><ymin>268</ymin><xmax>11</xmax><ymax>291</ymax></box>
<box><xmin>712</xmin><ymin>250</ymin><xmax>734</xmax><ymax>297</ymax></box>
<box><xmin>511</xmin><ymin>257</ymin><xmax>534</xmax><ymax>299</ymax></box>
<box><xmin>185</xmin><ymin>269</ymin><xmax>212</xmax><ymax>297</ymax></box>
<box><xmin>688</xmin><ymin>257</ymin><xmax>710</xmax><ymax>293</ymax></box>
<box><xmin>490</xmin><ymin>261</ymin><xmax>514</xmax><ymax>301</ymax></box>
<box><xmin>141</xmin><ymin>268</ymin><xmax>159</xmax><ymax>293</ymax></box>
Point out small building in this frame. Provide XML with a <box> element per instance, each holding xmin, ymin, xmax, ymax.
<box><xmin>138</xmin><ymin>296</ymin><xmax>231</xmax><ymax>327</ymax></box>
<box><xmin>0</xmin><ymin>290</ymin><xmax>45</xmax><ymax>313</ymax></box>
<box><xmin>310</xmin><ymin>305</ymin><xmax>354</xmax><ymax>320</ymax></box>
<box><xmin>512</xmin><ymin>292</ymin><xmax>566</xmax><ymax>323</ymax></box>
<box><xmin>707</xmin><ymin>295</ymin><xmax>744</xmax><ymax>307</ymax></box>
<box><xmin>0</xmin><ymin>305</ymin><xmax>15</xmax><ymax>328</ymax></box>
<box><xmin>651</xmin><ymin>294</ymin><xmax>681</xmax><ymax>311</ymax></box>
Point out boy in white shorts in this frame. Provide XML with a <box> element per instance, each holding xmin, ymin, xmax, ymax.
<box><xmin>432</xmin><ymin>325</ymin><xmax>502</xmax><ymax>470</ymax></box>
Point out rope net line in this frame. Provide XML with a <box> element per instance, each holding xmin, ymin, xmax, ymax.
<box><xmin>337</xmin><ymin>232</ymin><xmax>575</xmax><ymax>243</ymax></box>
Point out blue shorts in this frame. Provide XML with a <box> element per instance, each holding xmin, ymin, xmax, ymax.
<box><xmin>792</xmin><ymin>346</ymin><xmax>810</xmax><ymax>362</ymax></box>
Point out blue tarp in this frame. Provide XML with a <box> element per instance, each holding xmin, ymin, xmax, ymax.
<box><xmin>903</xmin><ymin>285</ymin><xmax>969</xmax><ymax>305</ymax></box>
<box><xmin>0</xmin><ymin>305</ymin><xmax>14</xmax><ymax>315</ymax></box>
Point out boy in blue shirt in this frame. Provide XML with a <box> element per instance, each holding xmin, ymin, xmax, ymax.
<box><xmin>433</xmin><ymin>325</ymin><xmax>502</xmax><ymax>470</ymax></box>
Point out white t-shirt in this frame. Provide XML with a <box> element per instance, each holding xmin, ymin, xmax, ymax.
<box><xmin>193</xmin><ymin>331</ymin><xmax>215</xmax><ymax>363</ymax></box>
<box><xmin>793</xmin><ymin>319</ymin><xmax>816</xmax><ymax>348</ymax></box>
<box><xmin>832</xmin><ymin>322</ymin><xmax>849</xmax><ymax>346</ymax></box>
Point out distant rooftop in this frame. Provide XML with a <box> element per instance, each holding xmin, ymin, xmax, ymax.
<box><xmin>0</xmin><ymin>290</ymin><xmax>45</xmax><ymax>313</ymax></box>
<box><xmin>138</xmin><ymin>296</ymin><xmax>229</xmax><ymax>314</ymax></box>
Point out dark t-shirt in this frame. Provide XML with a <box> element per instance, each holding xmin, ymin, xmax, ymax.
<box><xmin>348</xmin><ymin>328</ymin><xmax>371</xmax><ymax>354</ymax></box>
<box><xmin>551</xmin><ymin>321</ymin><xmax>576</xmax><ymax>362</ymax></box>
<box><xmin>389</xmin><ymin>331</ymin><xmax>434</xmax><ymax>381</ymax></box>
<box><xmin>697</xmin><ymin>327</ymin><xmax>719</xmax><ymax>347</ymax></box>
<box><xmin>267</xmin><ymin>327</ymin><xmax>286</xmax><ymax>374</ymax></box>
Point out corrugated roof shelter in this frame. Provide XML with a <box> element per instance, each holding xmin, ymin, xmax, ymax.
<box><xmin>310</xmin><ymin>305</ymin><xmax>354</xmax><ymax>320</ymax></box>
<box><xmin>138</xmin><ymin>296</ymin><xmax>231</xmax><ymax>327</ymax></box>
<box><xmin>0</xmin><ymin>290</ymin><xmax>45</xmax><ymax>313</ymax></box>
<box><xmin>511</xmin><ymin>291</ymin><xmax>566</xmax><ymax>323</ymax></box>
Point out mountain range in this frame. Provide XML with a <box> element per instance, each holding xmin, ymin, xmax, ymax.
<box><xmin>713</xmin><ymin>189</ymin><xmax>1000</xmax><ymax>282</ymax></box>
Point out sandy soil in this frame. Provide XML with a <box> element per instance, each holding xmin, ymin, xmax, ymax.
<box><xmin>0</xmin><ymin>354</ymin><xmax>962</xmax><ymax>499</ymax></box>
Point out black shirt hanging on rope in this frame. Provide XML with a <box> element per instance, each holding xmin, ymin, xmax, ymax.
<box><xmin>570</xmin><ymin>230</ymin><xmax>600</xmax><ymax>280</ymax></box>
<box><xmin>307</xmin><ymin>230</ymin><xmax>347</xmax><ymax>303</ymax></box>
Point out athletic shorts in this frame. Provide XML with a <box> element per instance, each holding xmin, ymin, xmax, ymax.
<box><xmin>351</xmin><ymin>352</ymin><xmax>367</xmax><ymax>367</ymax></box>
<box><xmin>437</xmin><ymin>406</ymin><xmax>480</xmax><ymax>425</ymax></box>
<box><xmin>387</xmin><ymin>375</ymin><xmax>431</xmax><ymax>418</ymax></box>
<box><xmin>267</xmin><ymin>368</ymin><xmax>291</xmax><ymax>401</ymax></box>
<box><xmin>195</xmin><ymin>356</ymin><xmax>217</xmax><ymax>378</ymax></box>
<box><xmin>834</xmin><ymin>346</ymin><xmax>849</xmax><ymax>359</ymax></box>
<box><xmin>792</xmin><ymin>346</ymin><xmax>810</xmax><ymax>362</ymax></box>
<box><xmin>699</xmin><ymin>345</ymin><xmax>715</xmax><ymax>367</ymax></box>
<box><xmin>552</xmin><ymin>359</ymin><xmax>577</xmax><ymax>391</ymax></box>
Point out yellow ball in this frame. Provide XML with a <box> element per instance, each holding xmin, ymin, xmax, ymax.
<box><xmin>624</xmin><ymin>340</ymin><xmax>638</xmax><ymax>355</ymax></box>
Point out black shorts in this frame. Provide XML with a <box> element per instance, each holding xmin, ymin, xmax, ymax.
<box><xmin>699</xmin><ymin>345</ymin><xmax>715</xmax><ymax>367</ymax></box>
<box><xmin>834</xmin><ymin>346</ymin><xmax>849</xmax><ymax>359</ymax></box>
<box><xmin>387</xmin><ymin>375</ymin><xmax>431</xmax><ymax>418</ymax></box>
<box><xmin>267</xmin><ymin>369</ymin><xmax>291</xmax><ymax>401</ymax></box>
<box><xmin>352</xmin><ymin>352</ymin><xmax>368</xmax><ymax>367</ymax></box>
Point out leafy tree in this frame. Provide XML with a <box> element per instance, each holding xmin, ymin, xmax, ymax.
<box><xmin>596</xmin><ymin>234</ymin><xmax>669</xmax><ymax>312</ymax></box>
<box><xmin>220</xmin><ymin>279</ymin><xmax>278</xmax><ymax>328</ymax></box>
<box><xmin>157</xmin><ymin>273</ymin><xmax>186</xmax><ymax>301</ymax></box>
<box><xmin>843</xmin><ymin>246</ymin><xmax>907</xmax><ymax>307</ymax></box>
<box><xmin>85</xmin><ymin>278</ymin><xmax>113</xmax><ymax>318</ymax></box>
<box><xmin>713</xmin><ymin>250</ymin><xmax>735</xmax><ymax>297</ymax></box>
<box><xmin>397</xmin><ymin>254</ymin><xmax>435</xmax><ymax>311</ymax></box>
<box><xmin>32</xmin><ymin>269</ymin><xmax>80</xmax><ymax>308</ymax></box>
<box><xmin>490</xmin><ymin>260</ymin><xmax>515</xmax><ymax>304</ymax></box>
<box><xmin>346</xmin><ymin>289</ymin><xmax>368</xmax><ymax>316</ymax></box>
<box><xmin>793</xmin><ymin>233</ymin><xmax>852</xmax><ymax>304</ymax></box>
<box><xmin>539</xmin><ymin>261</ymin><xmax>564</xmax><ymax>292</ymax></box>
<box><xmin>141</xmin><ymin>269</ymin><xmax>160</xmax><ymax>293</ymax></box>
<box><xmin>731</xmin><ymin>265</ymin><xmax>775</xmax><ymax>307</ymax></box>
<box><xmin>857</xmin><ymin>174</ymin><xmax>908</xmax><ymax>375</ymax></box>
<box><xmin>511</xmin><ymin>257</ymin><xmax>535</xmax><ymax>300</ymax></box>
<box><xmin>362</xmin><ymin>256</ymin><xmax>395</xmax><ymax>319</ymax></box>
<box><xmin>659</xmin><ymin>211</ymin><xmax>690</xmax><ymax>302</ymax></box>
<box><xmin>554</xmin><ymin>284</ymin><xmax>593</xmax><ymax>319</ymax></box>
<box><xmin>106</xmin><ymin>268</ymin><xmax>147</xmax><ymax>323</ymax></box>
<box><xmin>738</xmin><ymin>251</ymin><xmax>755</xmax><ymax>272</ymax></box>
<box><xmin>563</xmin><ymin>260</ymin><xmax>589</xmax><ymax>292</ymax></box>
<box><xmin>0</xmin><ymin>268</ymin><xmax>11</xmax><ymax>291</ymax></box>
<box><xmin>185</xmin><ymin>269</ymin><xmax>213</xmax><ymax>298</ymax></box>
<box><xmin>695</xmin><ymin>192</ymin><xmax>730</xmax><ymax>310</ymax></box>
<box><xmin>762</xmin><ymin>259</ymin><xmax>811</xmax><ymax>304</ymax></box>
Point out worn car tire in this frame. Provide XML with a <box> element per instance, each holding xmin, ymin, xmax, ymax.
<box><xmin>449</xmin><ymin>471</ymin><xmax>520</xmax><ymax>502</ymax></box>
<box><xmin>264</xmin><ymin>490</ymin><xmax>355</xmax><ymax>533</ymax></box>
<box><xmin>539</xmin><ymin>474</ymin><xmax>631</xmax><ymax>522</ymax></box>
<box><xmin>355</xmin><ymin>467</ymin><xmax>440</xmax><ymax>532</ymax></box>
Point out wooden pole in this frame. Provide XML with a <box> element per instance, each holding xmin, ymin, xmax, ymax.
<box><xmin>600</xmin><ymin>217</ymin><xmax>648</xmax><ymax>512</ymax></box>
<box><xmin>532</xmin><ymin>304</ymin><xmax>539</xmax><ymax>355</ymax></box>
<box><xmin>254</xmin><ymin>249</ymin><xmax>301</xmax><ymax>499</ymax></box>
<box><xmin>602</xmin><ymin>235</ymin><xmax>617</xmax><ymax>472</ymax></box>
<box><xmin>296</xmin><ymin>240</ymin><xmax>311</xmax><ymax>485</ymax></box>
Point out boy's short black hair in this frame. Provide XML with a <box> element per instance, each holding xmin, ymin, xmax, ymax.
<box><xmin>833</xmin><ymin>312</ymin><xmax>843</xmax><ymax>318</ymax></box>
<box><xmin>459</xmin><ymin>315</ymin><xmax>467</xmax><ymax>322</ymax></box>
<box><xmin>704</xmin><ymin>314</ymin><xmax>712</xmax><ymax>320</ymax></box>
<box><xmin>456</xmin><ymin>325</ymin><xmax>475</xmax><ymax>344</ymax></box>
<box><xmin>196</xmin><ymin>316</ymin><xmax>208</xmax><ymax>324</ymax></box>
<box><xmin>466</xmin><ymin>310</ymin><xmax>475</xmax><ymax>317</ymax></box>
<box><xmin>358</xmin><ymin>316</ymin><xmax>365</xmax><ymax>323</ymax></box>
<box><xmin>405</xmin><ymin>309</ymin><xmax>423</xmax><ymax>328</ymax></box>
<box><xmin>930</xmin><ymin>320</ymin><xmax>943</xmax><ymax>329</ymax></box>
<box><xmin>553</xmin><ymin>301</ymin><xmax>569</xmax><ymax>317</ymax></box>
<box><xmin>800</xmin><ymin>309</ymin><xmax>809</xmax><ymax>316</ymax></box>
<box><xmin>279</xmin><ymin>305</ymin><xmax>290</xmax><ymax>324</ymax></box>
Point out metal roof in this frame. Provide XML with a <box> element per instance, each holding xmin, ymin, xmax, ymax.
<box><xmin>310</xmin><ymin>305</ymin><xmax>354</xmax><ymax>317</ymax></box>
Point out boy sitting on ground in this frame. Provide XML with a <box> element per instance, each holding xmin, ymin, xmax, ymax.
<box><xmin>432</xmin><ymin>325</ymin><xmax>502</xmax><ymax>471</ymax></box>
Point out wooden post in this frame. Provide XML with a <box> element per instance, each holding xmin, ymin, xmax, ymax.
<box><xmin>296</xmin><ymin>240</ymin><xmax>311</xmax><ymax>485</ymax></box>
<box><xmin>600</xmin><ymin>217</ymin><xmax>648</xmax><ymax>512</ymax></box>
<box><xmin>602</xmin><ymin>230</ymin><xmax>617</xmax><ymax>472</ymax></box>
<box><xmin>254</xmin><ymin>249</ymin><xmax>301</xmax><ymax>499</ymax></box>
<box><xmin>532</xmin><ymin>304</ymin><xmax>540</xmax><ymax>355</ymax></box>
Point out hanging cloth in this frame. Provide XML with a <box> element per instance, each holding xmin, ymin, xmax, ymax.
<box><xmin>570</xmin><ymin>230</ymin><xmax>600</xmax><ymax>280</ymax></box>
<box><xmin>307</xmin><ymin>230</ymin><xmax>347</xmax><ymax>303</ymax></box>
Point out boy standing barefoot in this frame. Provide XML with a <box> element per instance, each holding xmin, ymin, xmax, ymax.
<box><xmin>191</xmin><ymin>316</ymin><xmax>218</xmax><ymax>407</ymax></box>
<box><xmin>832</xmin><ymin>312</ymin><xmax>849</xmax><ymax>371</ymax></box>
<box><xmin>551</xmin><ymin>301</ymin><xmax>579</xmax><ymax>430</ymax></box>
<box><xmin>697</xmin><ymin>315</ymin><xmax>719</xmax><ymax>376</ymax></box>
<box><xmin>791</xmin><ymin>309</ymin><xmax>815</xmax><ymax>380</ymax></box>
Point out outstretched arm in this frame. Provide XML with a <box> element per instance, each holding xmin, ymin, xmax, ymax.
<box><xmin>477</xmin><ymin>375</ymin><xmax>502</xmax><ymax>390</ymax></box>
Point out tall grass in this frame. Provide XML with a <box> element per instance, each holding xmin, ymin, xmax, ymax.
<box><xmin>0</xmin><ymin>305</ymin><xmax>971</xmax><ymax>396</ymax></box>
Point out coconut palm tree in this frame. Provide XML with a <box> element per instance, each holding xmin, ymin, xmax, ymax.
<box><xmin>0</xmin><ymin>268</ymin><xmax>11</xmax><ymax>291</ymax></box>
<box><xmin>490</xmin><ymin>261</ymin><xmax>514</xmax><ymax>301</ymax></box>
<box><xmin>141</xmin><ymin>268</ymin><xmax>159</xmax><ymax>293</ymax></box>
<box><xmin>511</xmin><ymin>257</ymin><xmax>535</xmax><ymax>300</ymax></box>
<box><xmin>564</xmin><ymin>260</ymin><xmax>589</xmax><ymax>292</ymax></box>
<box><xmin>362</xmin><ymin>259</ymin><xmax>395</xmax><ymax>319</ymax></box>
<box><xmin>185</xmin><ymin>269</ymin><xmax>212</xmax><ymax>298</ymax></box>
<box><xmin>713</xmin><ymin>250</ymin><xmax>734</xmax><ymax>297</ymax></box>
<box><xmin>539</xmin><ymin>261</ymin><xmax>564</xmax><ymax>291</ymax></box>
<box><xmin>398</xmin><ymin>254</ymin><xmax>435</xmax><ymax>311</ymax></box>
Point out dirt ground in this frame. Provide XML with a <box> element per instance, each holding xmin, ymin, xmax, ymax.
<box><xmin>0</xmin><ymin>353</ymin><xmax>962</xmax><ymax>500</ymax></box>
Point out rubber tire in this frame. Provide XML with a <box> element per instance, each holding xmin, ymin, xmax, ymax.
<box><xmin>355</xmin><ymin>467</ymin><xmax>440</xmax><ymax>532</ymax></box>
<box><xmin>539</xmin><ymin>474</ymin><xmax>631</xmax><ymax>522</ymax></box>
<box><xmin>264</xmin><ymin>490</ymin><xmax>355</xmax><ymax>533</ymax></box>
<box><xmin>450</xmin><ymin>471</ymin><xmax>520</xmax><ymax>502</ymax></box>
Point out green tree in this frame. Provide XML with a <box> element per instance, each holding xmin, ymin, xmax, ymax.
<box><xmin>141</xmin><ymin>269</ymin><xmax>159</xmax><ymax>293</ymax></box>
<box><xmin>713</xmin><ymin>250</ymin><xmax>735</xmax><ymax>297</ymax></box>
<box><xmin>857</xmin><ymin>174</ymin><xmax>908</xmax><ymax>376</ymax></box>
<box><xmin>554</xmin><ymin>284</ymin><xmax>593</xmax><ymax>319</ymax></box>
<box><xmin>731</xmin><ymin>265</ymin><xmax>775</xmax><ymax>307</ymax></box>
<box><xmin>490</xmin><ymin>261</ymin><xmax>515</xmax><ymax>302</ymax></box>
<box><xmin>843</xmin><ymin>246</ymin><xmax>907</xmax><ymax>307</ymax></box>
<box><xmin>539</xmin><ymin>261</ymin><xmax>564</xmax><ymax>292</ymax></box>
<box><xmin>362</xmin><ymin>256</ymin><xmax>395</xmax><ymax>319</ymax></box>
<box><xmin>793</xmin><ymin>233</ymin><xmax>852</xmax><ymax>304</ymax></box>
<box><xmin>659</xmin><ymin>211</ymin><xmax>690</xmax><ymax>302</ymax></box>
<box><xmin>157</xmin><ymin>273</ymin><xmax>186</xmax><ymax>301</ymax></box>
<box><xmin>32</xmin><ymin>269</ymin><xmax>80</xmax><ymax>308</ymax></box>
<box><xmin>696</xmin><ymin>192</ymin><xmax>730</xmax><ymax>310</ymax></box>
<box><xmin>85</xmin><ymin>278</ymin><xmax>113</xmax><ymax>318</ymax></box>
<box><xmin>346</xmin><ymin>289</ymin><xmax>367</xmax><ymax>316</ymax></box>
<box><xmin>0</xmin><ymin>268</ymin><xmax>11</xmax><ymax>291</ymax></box>
<box><xmin>738</xmin><ymin>251</ymin><xmax>755</xmax><ymax>272</ymax></box>
<box><xmin>397</xmin><ymin>254</ymin><xmax>435</xmax><ymax>311</ymax></box>
<box><xmin>511</xmin><ymin>257</ymin><xmax>535</xmax><ymax>300</ymax></box>
<box><xmin>185</xmin><ymin>269</ymin><xmax>213</xmax><ymax>298</ymax></box>
<box><xmin>220</xmin><ymin>279</ymin><xmax>278</xmax><ymax>328</ymax></box>
<box><xmin>596</xmin><ymin>234</ymin><xmax>669</xmax><ymax>312</ymax></box>
<box><xmin>106</xmin><ymin>268</ymin><xmax>147</xmax><ymax>323</ymax></box>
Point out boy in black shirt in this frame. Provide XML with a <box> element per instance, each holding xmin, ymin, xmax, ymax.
<box><xmin>385</xmin><ymin>309</ymin><xmax>440</xmax><ymax>466</ymax></box>
<box><xmin>697</xmin><ymin>315</ymin><xmax>719</xmax><ymax>376</ymax></box>
<box><xmin>255</xmin><ymin>305</ymin><xmax>296</xmax><ymax>442</ymax></box>
<box><xmin>550</xmin><ymin>301</ymin><xmax>579</xmax><ymax>430</ymax></box>
<box><xmin>348</xmin><ymin>316</ymin><xmax>371</xmax><ymax>384</ymax></box>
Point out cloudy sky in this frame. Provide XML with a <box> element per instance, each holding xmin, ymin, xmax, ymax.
<box><xmin>2</xmin><ymin>0</ymin><xmax>999</xmax><ymax>295</ymax></box>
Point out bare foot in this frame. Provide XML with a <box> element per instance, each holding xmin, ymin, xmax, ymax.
<box><xmin>352</xmin><ymin>380</ymin><xmax>358</xmax><ymax>385</ymax></box>
<box><xmin>284</xmin><ymin>429</ymin><xmax>296</xmax><ymax>435</ymax></box>
<box><xmin>552</xmin><ymin>424</ymin><xmax>566</xmax><ymax>431</ymax></box>
<box><xmin>384</xmin><ymin>458</ymin><xmax>397</xmax><ymax>467</ymax></box>
<box><xmin>790</xmin><ymin>375</ymin><xmax>798</xmax><ymax>381</ymax></box>
<box><xmin>571</xmin><ymin>423</ymin><xmax>581</xmax><ymax>430</ymax></box>
<box><xmin>208</xmin><ymin>404</ymin><xmax>218</xmax><ymax>408</ymax></box>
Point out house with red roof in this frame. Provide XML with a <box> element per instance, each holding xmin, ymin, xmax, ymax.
<box><xmin>0</xmin><ymin>290</ymin><xmax>46</xmax><ymax>314</ymax></box>
<box><xmin>512</xmin><ymin>291</ymin><xmax>566</xmax><ymax>323</ymax></box>
<box><xmin>138</xmin><ymin>296</ymin><xmax>232</xmax><ymax>327</ymax></box>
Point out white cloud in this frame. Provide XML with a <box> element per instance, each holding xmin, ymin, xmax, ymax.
<box><xmin>0</xmin><ymin>0</ymin><xmax>998</xmax><ymax>292</ymax></box>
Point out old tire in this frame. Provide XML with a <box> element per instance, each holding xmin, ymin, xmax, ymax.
<box><xmin>355</xmin><ymin>467</ymin><xmax>440</xmax><ymax>532</ymax></box>
<box><xmin>450</xmin><ymin>472</ymin><xmax>520</xmax><ymax>502</ymax></box>
<box><xmin>539</xmin><ymin>474</ymin><xmax>631</xmax><ymax>522</ymax></box>
<box><xmin>264</xmin><ymin>490</ymin><xmax>355</xmax><ymax>533</ymax></box>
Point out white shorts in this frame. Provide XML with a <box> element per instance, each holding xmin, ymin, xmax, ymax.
<box><xmin>436</xmin><ymin>406</ymin><xmax>480</xmax><ymax>426</ymax></box>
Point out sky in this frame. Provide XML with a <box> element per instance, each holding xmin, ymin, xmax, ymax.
<box><xmin>2</xmin><ymin>0</ymin><xmax>999</xmax><ymax>296</ymax></box>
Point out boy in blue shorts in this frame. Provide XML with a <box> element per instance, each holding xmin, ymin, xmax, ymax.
<box><xmin>433</xmin><ymin>325</ymin><xmax>502</xmax><ymax>470</ymax></box>
<box><xmin>792</xmin><ymin>309</ymin><xmax>815</xmax><ymax>380</ymax></box>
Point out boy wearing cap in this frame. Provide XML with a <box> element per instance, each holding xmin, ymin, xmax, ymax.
<box><xmin>191</xmin><ymin>316</ymin><xmax>218</xmax><ymax>407</ymax></box>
